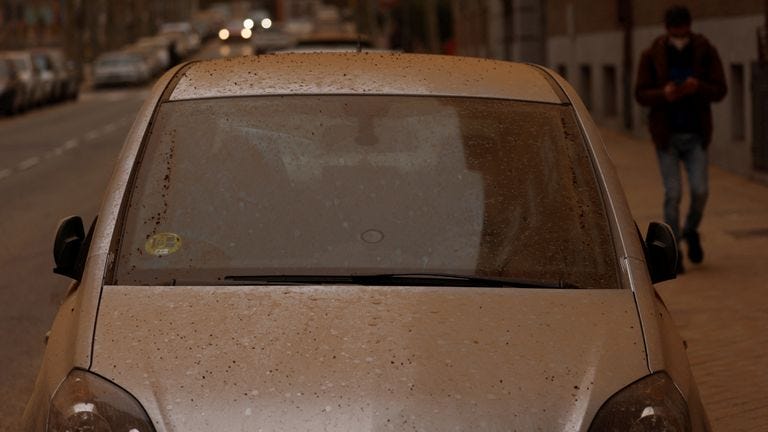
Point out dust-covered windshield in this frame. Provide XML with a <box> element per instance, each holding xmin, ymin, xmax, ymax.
<box><xmin>112</xmin><ymin>95</ymin><xmax>618</xmax><ymax>288</ymax></box>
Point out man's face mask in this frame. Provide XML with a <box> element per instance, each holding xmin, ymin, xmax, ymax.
<box><xmin>670</xmin><ymin>36</ymin><xmax>691</xmax><ymax>51</ymax></box>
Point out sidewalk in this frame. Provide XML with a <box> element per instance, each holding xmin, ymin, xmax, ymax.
<box><xmin>601</xmin><ymin>128</ymin><xmax>768</xmax><ymax>432</ymax></box>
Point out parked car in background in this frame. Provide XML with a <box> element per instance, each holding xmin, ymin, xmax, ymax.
<box><xmin>132</xmin><ymin>37</ymin><xmax>173</xmax><ymax>73</ymax></box>
<box><xmin>157</xmin><ymin>31</ymin><xmax>190</xmax><ymax>64</ymax></box>
<box><xmin>30</xmin><ymin>50</ymin><xmax>57</xmax><ymax>103</ymax></box>
<box><xmin>0</xmin><ymin>58</ymin><xmax>24</xmax><ymax>114</ymax></box>
<box><xmin>159</xmin><ymin>22</ymin><xmax>200</xmax><ymax>62</ymax></box>
<box><xmin>287</xmin><ymin>32</ymin><xmax>375</xmax><ymax>52</ymax></box>
<box><xmin>1</xmin><ymin>51</ymin><xmax>40</xmax><ymax>109</ymax></box>
<box><xmin>124</xmin><ymin>46</ymin><xmax>163</xmax><ymax>77</ymax></box>
<box><xmin>22</xmin><ymin>53</ymin><xmax>710</xmax><ymax>431</ymax></box>
<box><xmin>93</xmin><ymin>51</ymin><xmax>151</xmax><ymax>87</ymax></box>
<box><xmin>31</xmin><ymin>48</ymin><xmax>79</xmax><ymax>101</ymax></box>
<box><xmin>250</xmin><ymin>26</ymin><xmax>296</xmax><ymax>53</ymax></box>
<box><xmin>159</xmin><ymin>21</ymin><xmax>201</xmax><ymax>53</ymax></box>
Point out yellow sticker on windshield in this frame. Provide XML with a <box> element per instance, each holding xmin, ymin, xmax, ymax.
<box><xmin>145</xmin><ymin>233</ymin><xmax>182</xmax><ymax>257</ymax></box>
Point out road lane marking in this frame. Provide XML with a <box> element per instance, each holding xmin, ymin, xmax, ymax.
<box><xmin>64</xmin><ymin>139</ymin><xmax>79</xmax><ymax>150</ymax></box>
<box><xmin>0</xmin><ymin>169</ymin><xmax>10</xmax><ymax>180</ymax></box>
<box><xmin>84</xmin><ymin>130</ymin><xmax>102</xmax><ymax>141</ymax></box>
<box><xmin>18</xmin><ymin>157</ymin><xmax>40</xmax><ymax>171</ymax></box>
<box><xmin>100</xmin><ymin>123</ymin><xmax>118</xmax><ymax>134</ymax></box>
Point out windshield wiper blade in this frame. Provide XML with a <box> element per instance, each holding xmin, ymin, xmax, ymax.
<box><xmin>351</xmin><ymin>273</ymin><xmax>570</xmax><ymax>288</ymax></box>
<box><xmin>223</xmin><ymin>273</ymin><xmax>574</xmax><ymax>288</ymax></box>
<box><xmin>223</xmin><ymin>275</ymin><xmax>354</xmax><ymax>285</ymax></box>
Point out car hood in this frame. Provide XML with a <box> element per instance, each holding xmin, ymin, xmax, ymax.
<box><xmin>92</xmin><ymin>285</ymin><xmax>648</xmax><ymax>431</ymax></box>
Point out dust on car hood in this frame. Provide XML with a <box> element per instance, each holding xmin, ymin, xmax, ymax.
<box><xmin>92</xmin><ymin>285</ymin><xmax>648</xmax><ymax>431</ymax></box>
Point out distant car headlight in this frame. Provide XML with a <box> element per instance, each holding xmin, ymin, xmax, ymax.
<box><xmin>241</xmin><ymin>28</ymin><xmax>252</xmax><ymax>39</ymax></box>
<box><xmin>588</xmin><ymin>373</ymin><xmax>691</xmax><ymax>431</ymax></box>
<box><xmin>48</xmin><ymin>369</ymin><xmax>155</xmax><ymax>432</ymax></box>
<box><xmin>218</xmin><ymin>29</ymin><xmax>230</xmax><ymax>41</ymax></box>
<box><xmin>261</xmin><ymin>18</ymin><xmax>272</xmax><ymax>29</ymax></box>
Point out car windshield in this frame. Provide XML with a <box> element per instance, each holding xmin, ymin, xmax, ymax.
<box><xmin>112</xmin><ymin>95</ymin><xmax>618</xmax><ymax>288</ymax></box>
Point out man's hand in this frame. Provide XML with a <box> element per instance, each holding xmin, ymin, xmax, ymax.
<box><xmin>680</xmin><ymin>77</ymin><xmax>700</xmax><ymax>95</ymax></box>
<box><xmin>664</xmin><ymin>82</ymin><xmax>682</xmax><ymax>102</ymax></box>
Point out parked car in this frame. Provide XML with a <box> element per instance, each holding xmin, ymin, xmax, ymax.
<box><xmin>250</xmin><ymin>27</ymin><xmax>296</xmax><ymax>53</ymax></box>
<box><xmin>132</xmin><ymin>37</ymin><xmax>173</xmax><ymax>73</ymax></box>
<box><xmin>23</xmin><ymin>53</ymin><xmax>710</xmax><ymax>431</ymax></box>
<box><xmin>31</xmin><ymin>48</ymin><xmax>79</xmax><ymax>101</ymax></box>
<box><xmin>287</xmin><ymin>32</ymin><xmax>375</xmax><ymax>52</ymax></box>
<box><xmin>124</xmin><ymin>45</ymin><xmax>164</xmax><ymax>77</ymax></box>
<box><xmin>0</xmin><ymin>50</ymin><xmax>40</xmax><ymax>109</ymax></box>
<box><xmin>159</xmin><ymin>21</ymin><xmax>201</xmax><ymax>53</ymax></box>
<box><xmin>92</xmin><ymin>51</ymin><xmax>151</xmax><ymax>87</ymax></box>
<box><xmin>30</xmin><ymin>50</ymin><xmax>57</xmax><ymax>103</ymax></box>
<box><xmin>0</xmin><ymin>58</ymin><xmax>25</xmax><ymax>114</ymax></box>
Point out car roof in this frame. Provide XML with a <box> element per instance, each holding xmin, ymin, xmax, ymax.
<box><xmin>169</xmin><ymin>52</ymin><xmax>565</xmax><ymax>103</ymax></box>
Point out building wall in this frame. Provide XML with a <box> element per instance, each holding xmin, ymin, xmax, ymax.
<box><xmin>548</xmin><ymin>0</ymin><xmax>764</xmax><ymax>35</ymax></box>
<box><xmin>547</xmin><ymin>2</ymin><xmax>765</xmax><ymax>178</ymax></box>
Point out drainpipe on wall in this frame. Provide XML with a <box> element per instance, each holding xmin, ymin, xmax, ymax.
<box><xmin>618</xmin><ymin>0</ymin><xmax>633</xmax><ymax>130</ymax></box>
<box><xmin>425</xmin><ymin>0</ymin><xmax>440</xmax><ymax>53</ymax></box>
<box><xmin>760</xmin><ymin>0</ymin><xmax>767</xmax><ymax>64</ymax></box>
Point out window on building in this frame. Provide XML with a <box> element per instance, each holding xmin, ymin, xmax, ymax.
<box><xmin>731</xmin><ymin>63</ymin><xmax>745</xmax><ymax>141</ymax></box>
<box><xmin>602</xmin><ymin>65</ymin><xmax>618</xmax><ymax>117</ymax></box>
<box><xmin>580</xmin><ymin>64</ymin><xmax>593</xmax><ymax>111</ymax></box>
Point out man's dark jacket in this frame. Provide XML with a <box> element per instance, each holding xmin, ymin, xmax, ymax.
<box><xmin>635</xmin><ymin>33</ymin><xmax>727</xmax><ymax>149</ymax></box>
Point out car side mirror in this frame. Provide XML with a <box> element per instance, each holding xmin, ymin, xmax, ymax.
<box><xmin>644</xmin><ymin>222</ymin><xmax>678</xmax><ymax>284</ymax></box>
<box><xmin>53</xmin><ymin>216</ymin><xmax>85</xmax><ymax>280</ymax></box>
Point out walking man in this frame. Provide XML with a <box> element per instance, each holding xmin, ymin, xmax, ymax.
<box><xmin>635</xmin><ymin>5</ymin><xmax>727</xmax><ymax>273</ymax></box>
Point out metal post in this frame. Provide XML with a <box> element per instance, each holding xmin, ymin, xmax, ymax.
<box><xmin>425</xmin><ymin>0</ymin><xmax>440</xmax><ymax>53</ymax></box>
<box><xmin>618</xmin><ymin>0</ymin><xmax>633</xmax><ymax>130</ymax></box>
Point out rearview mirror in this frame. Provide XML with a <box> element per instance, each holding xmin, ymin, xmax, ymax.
<box><xmin>644</xmin><ymin>222</ymin><xmax>678</xmax><ymax>284</ymax></box>
<box><xmin>53</xmin><ymin>216</ymin><xmax>85</xmax><ymax>280</ymax></box>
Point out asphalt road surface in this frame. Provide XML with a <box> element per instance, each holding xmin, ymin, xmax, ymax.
<box><xmin>0</xmin><ymin>87</ymin><xmax>147</xmax><ymax>430</ymax></box>
<box><xmin>0</xmin><ymin>40</ymin><xmax>255</xmax><ymax>431</ymax></box>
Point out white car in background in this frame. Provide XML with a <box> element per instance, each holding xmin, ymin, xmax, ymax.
<box><xmin>1</xmin><ymin>51</ymin><xmax>41</xmax><ymax>109</ymax></box>
<box><xmin>159</xmin><ymin>21</ymin><xmax>201</xmax><ymax>53</ymax></box>
<box><xmin>92</xmin><ymin>51</ymin><xmax>151</xmax><ymax>87</ymax></box>
<box><xmin>23</xmin><ymin>53</ymin><xmax>710</xmax><ymax>431</ymax></box>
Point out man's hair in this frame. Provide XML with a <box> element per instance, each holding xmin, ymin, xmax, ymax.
<box><xmin>664</xmin><ymin>5</ymin><xmax>692</xmax><ymax>28</ymax></box>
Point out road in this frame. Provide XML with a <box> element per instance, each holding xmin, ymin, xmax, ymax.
<box><xmin>0</xmin><ymin>40</ymin><xmax>257</xmax><ymax>431</ymax></box>
<box><xmin>0</xmin><ymin>86</ymin><xmax>148</xmax><ymax>431</ymax></box>
<box><xmin>1</xmin><ymin>44</ymin><xmax>766</xmax><ymax>431</ymax></box>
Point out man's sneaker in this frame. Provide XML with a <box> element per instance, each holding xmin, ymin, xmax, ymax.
<box><xmin>685</xmin><ymin>231</ymin><xmax>704</xmax><ymax>264</ymax></box>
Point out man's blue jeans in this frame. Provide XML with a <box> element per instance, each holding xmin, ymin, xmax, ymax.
<box><xmin>656</xmin><ymin>133</ymin><xmax>708</xmax><ymax>242</ymax></box>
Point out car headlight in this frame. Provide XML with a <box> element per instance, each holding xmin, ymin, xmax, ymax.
<box><xmin>48</xmin><ymin>369</ymin><xmax>155</xmax><ymax>432</ymax></box>
<box><xmin>589</xmin><ymin>373</ymin><xmax>691</xmax><ymax>432</ymax></box>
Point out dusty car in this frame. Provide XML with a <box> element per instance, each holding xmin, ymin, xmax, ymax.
<box><xmin>23</xmin><ymin>53</ymin><xmax>710</xmax><ymax>431</ymax></box>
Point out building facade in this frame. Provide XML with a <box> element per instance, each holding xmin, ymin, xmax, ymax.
<box><xmin>547</xmin><ymin>0</ymin><xmax>766</xmax><ymax>180</ymax></box>
<box><xmin>455</xmin><ymin>0</ymin><xmax>766</xmax><ymax>180</ymax></box>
